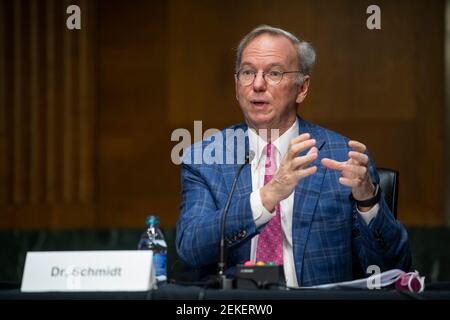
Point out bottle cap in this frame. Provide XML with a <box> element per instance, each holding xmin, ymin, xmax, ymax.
<box><xmin>146</xmin><ymin>215</ymin><xmax>159</xmax><ymax>226</ymax></box>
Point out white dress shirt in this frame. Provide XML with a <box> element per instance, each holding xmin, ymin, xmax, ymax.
<box><xmin>248</xmin><ymin>119</ymin><xmax>379</xmax><ymax>287</ymax></box>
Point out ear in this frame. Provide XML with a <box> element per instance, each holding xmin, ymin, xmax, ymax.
<box><xmin>295</xmin><ymin>75</ymin><xmax>310</xmax><ymax>104</ymax></box>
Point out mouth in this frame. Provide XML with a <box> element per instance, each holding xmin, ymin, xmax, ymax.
<box><xmin>250</xmin><ymin>99</ymin><xmax>269</xmax><ymax>108</ymax></box>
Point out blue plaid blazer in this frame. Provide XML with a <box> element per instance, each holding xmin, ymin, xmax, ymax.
<box><xmin>176</xmin><ymin>116</ymin><xmax>411</xmax><ymax>286</ymax></box>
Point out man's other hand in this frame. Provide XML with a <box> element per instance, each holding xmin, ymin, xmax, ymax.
<box><xmin>260</xmin><ymin>133</ymin><xmax>318</xmax><ymax>212</ymax></box>
<box><xmin>321</xmin><ymin>140</ymin><xmax>376</xmax><ymax>212</ymax></box>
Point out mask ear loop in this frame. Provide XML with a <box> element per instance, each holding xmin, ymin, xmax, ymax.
<box><xmin>407</xmin><ymin>274</ymin><xmax>414</xmax><ymax>292</ymax></box>
<box><xmin>407</xmin><ymin>272</ymin><xmax>424</xmax><ymax>293</ymax></box>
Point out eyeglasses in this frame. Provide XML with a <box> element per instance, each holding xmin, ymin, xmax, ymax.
<box><xmin>235</xmin><ymin>69</ymin><xmax>302</xmax><ymax>86</ymax></box>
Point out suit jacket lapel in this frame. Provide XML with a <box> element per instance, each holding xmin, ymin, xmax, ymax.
<box><xmin>221</xmin><ymin>123</ymin><xmax>252</xmax><ymax>261</ymax></box>
<box><xmin>222</xmin><ymin>123</ymin><xmax>252</xmax><ymax>196</ymax></box>
<box><xmin>292</xmin><ymin>116</ymin><xmax>327</xmax><ymax>286</ymax></box>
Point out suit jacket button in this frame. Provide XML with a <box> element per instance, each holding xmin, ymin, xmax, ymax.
<box><xmin>239</xmin><ymin>230</ymin><xmax>247</xmax><ymax>238</ymax></box>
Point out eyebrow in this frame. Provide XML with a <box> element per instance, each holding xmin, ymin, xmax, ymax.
<box><xmin>240</xmin><ymin>62</ymin><xmax>286</xmax><ymax>69</ymax></box>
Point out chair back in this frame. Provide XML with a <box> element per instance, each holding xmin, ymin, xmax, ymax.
<box><xmin>377</xmin><ymin>167</ymin><xmax>399</xmax><ymax>218</ymax></box>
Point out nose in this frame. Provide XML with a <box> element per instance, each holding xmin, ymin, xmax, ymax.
<box><xmin>252</xmin><ymin>71</ymin><xmax>267</xmax><ymax>92</ymax></box>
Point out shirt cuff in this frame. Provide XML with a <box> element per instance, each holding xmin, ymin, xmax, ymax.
<box><xmin>250</xmin><ymin>188</ymin><xmax>276</xmax><ymax>228</ymax></box>
<box><xmin>357</xmin><ymin>203</ymin><xmax>380</xmax><ymax>225</ymax></box>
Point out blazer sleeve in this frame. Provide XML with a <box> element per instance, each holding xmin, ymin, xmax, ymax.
<box><xmin>176</xmin><ymin>163</ymin><xmax>257</xmax><ymax>268</ymax></box>
<box><xmin>351</xmin><ymin>158</ymin><xmax>412</xmax><ymax>273</ymax></box>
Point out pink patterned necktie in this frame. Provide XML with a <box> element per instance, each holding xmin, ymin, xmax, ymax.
<box><xmin>256</xmin><ymin>143</ymin><xmax>283</xmax><ymax>265</ymax></box>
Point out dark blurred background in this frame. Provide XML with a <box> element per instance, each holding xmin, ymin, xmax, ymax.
<box><xmin>0</xmin><ymin>0</ymin><xmax>449</xmax><ymax>285</ymax></box>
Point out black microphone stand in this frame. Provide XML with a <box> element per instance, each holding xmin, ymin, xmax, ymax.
<box><xmin>217</xmin><ymin>152</ymin><xmax>252</xmax><ymax>289</ymax></box>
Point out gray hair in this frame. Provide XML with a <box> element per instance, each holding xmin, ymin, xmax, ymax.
<box><xmin>235</xmin><ymin>25</ymin><xmax>316</xmax><ymax>83</ymax></box>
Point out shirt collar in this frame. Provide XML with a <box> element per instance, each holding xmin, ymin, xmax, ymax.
<box><xmin>248</xmin><ymin>119</ymin><xmax>299</xmax><ymax>167</ymax></box>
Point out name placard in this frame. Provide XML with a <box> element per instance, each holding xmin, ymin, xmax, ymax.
<box><xmin>21</xmin><ymin>251</ymin><xmax>155</xmax><ymax>292</ymax></box>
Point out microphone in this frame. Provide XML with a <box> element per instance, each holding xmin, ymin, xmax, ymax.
<box><xmin>218</xmin><ymin>150</ymin><xmax>254</xmax><ymax>289</ymax></box>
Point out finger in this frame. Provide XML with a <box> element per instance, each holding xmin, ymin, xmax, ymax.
<box><xmin>348</xmin><ymin>140</ymin><xmax>366</xmax><ymax>153</ymax></box>
<box><xmin>307</xmin><ymin>146</ymin><xmax>318</xmax><ymax>155</ymax></box>
<box><xmin>296</xmin><ymin>165</ymin><xmax>317</xmax><ymax>179</ymax></box>
<box><xmin>287</xmin><ymin>139</ymin><xmax>316</xmax><ymax>159</ymax></box>
<box><xmin>321</xmin><ymin>158</ymin><xmax>346</xmax><ymax>171</ymax></box>
<box><xmin>338</xmin><ymin>177</ymin><xmax>363</xmax><ymax>188</ymax></box>
<box><xmin>341</xmin><ymin>163</ymin><xmax>367</xmax><ymax>179</ymax></box>
<box><xmin>291</xmin><ymin>152</ymin><xmax>318</xmax><ymax>169</ymax></box>
<box><xmin>290</xmin><ymin>133</ymin><xmax>311</xmax><ymax>145</ymax></box>
<box><xmin>348</xmin><ymin>151</ymin><xmax>368</xmax><ymax>166</ymax></box>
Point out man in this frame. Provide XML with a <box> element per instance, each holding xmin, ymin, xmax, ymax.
<box><xmin>176</xmin><ymin>25</ymin><xmax>411</xmax><ymax>287</ymax></box>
